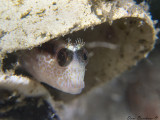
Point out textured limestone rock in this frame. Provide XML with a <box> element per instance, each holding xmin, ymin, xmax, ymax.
<box><xmin>0</xmin><ymin>74</ymin><xmax>59</xmax><ymax>120</ymax></box>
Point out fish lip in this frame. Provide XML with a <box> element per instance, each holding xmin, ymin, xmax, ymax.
<box><xmin>56</xmin><ymin>81</ymin><xmax>85</xmax><ymax>94</ymax></box>
<box><xmin>61</xmin><ymin>85</ymin><xmax>85</xmax><ymax>94</ymax></box>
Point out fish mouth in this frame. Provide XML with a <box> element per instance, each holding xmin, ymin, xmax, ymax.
<box><xmin>54</xmin><ymin>67</ymin><xmax>85</xmax><ymax>94</ymax></box>
<box><xmin>62</xmin><ymin>85</ymin><xmax>85</xmax><ymax>94</ymax></box>
<box><xmin>56</xmin><ymin>79</ymin><xmax>85</xmax><ymax>94</ymax></box>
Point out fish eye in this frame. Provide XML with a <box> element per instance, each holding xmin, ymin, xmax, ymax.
<box><xmin>77</xmin><ymin>48</ymin><xmax>88</xmax><ymax>65</ymax></box>
<box><xmin>57</xmin><ymin>48</ymin><xmax>73</xmax><ymax>67</ymax></box>
<box><xmin>83</xmin><ymin>51</ymin><xmax>88</xmax><ymax>61</ymax></box>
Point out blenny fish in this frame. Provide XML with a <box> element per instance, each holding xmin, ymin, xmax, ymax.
<box><xmin>19</xmin><ymin>38</ymin><xmax>88</xmax><ymax>94</ymax></box>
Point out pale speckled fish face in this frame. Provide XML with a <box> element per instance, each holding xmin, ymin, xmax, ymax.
<box><xmin>19</xmin><ymin>39</ymin><xmax>88</xmax><ymax>94</ymax></box>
